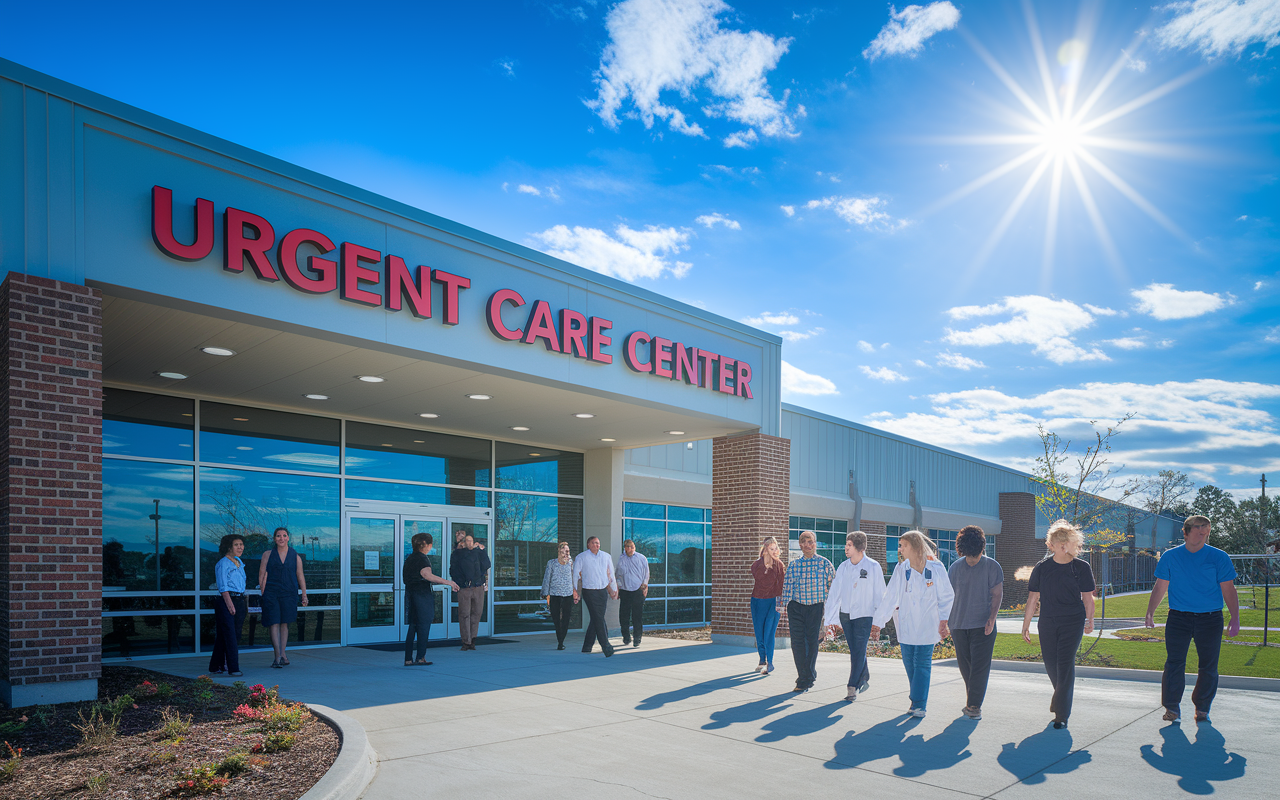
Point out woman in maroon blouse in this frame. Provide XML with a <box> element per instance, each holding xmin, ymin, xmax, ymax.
<box><xmin>750</xmin><ymin>536</ymin><xmax>786</xmax><ymax>674</ymax></box>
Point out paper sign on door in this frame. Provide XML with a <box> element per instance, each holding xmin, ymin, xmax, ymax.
<box><xmin>364</xmin><ymin>551</ymin><xmax>379</xmax><ymax>571</ymax></box>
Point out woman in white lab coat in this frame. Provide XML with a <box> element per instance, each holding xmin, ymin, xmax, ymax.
<box><xmin>871</xmin><ymin>530</ymin><xmax>955</xmax><ymax>718</ymax></box>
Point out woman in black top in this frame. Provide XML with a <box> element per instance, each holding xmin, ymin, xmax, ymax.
<box><xmin>1022</xmin><ymin>520</ymin><xmax>1096</xmax><ymax>728</ymax></box>
<box><xmin>402</xmin><ymin>532</ymin><xmax>459</xmax><ymax>666</ymax></box>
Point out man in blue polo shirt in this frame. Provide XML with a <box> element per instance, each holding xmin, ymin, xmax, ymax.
<box><xmin>1145</xmin><ymin>515</ymin><xmax>1240</xmax><ymax>723</ymax></box>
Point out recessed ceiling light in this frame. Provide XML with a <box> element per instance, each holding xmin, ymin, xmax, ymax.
<box><xmin>413</xmin><ymin>440</ymin><xmax>425</xmax><ymax>443</ymax></box>
<box><xmin>528</xmin><ymin>452</ymin><xmax>542</xmax><ymax>457</ymax></box>
<box><xmin>181</xmin><ymin>413</ymin><xmax>193</xmax><ymax>417</ymax></box>
<box><xmin>381</xmin><ymin>443</ymin><xmax>393</xmax><ymax>447</ymax></box>
<box><xmin>467</xmin><ymin>394</ymin><xmax>492</xmax><ymax>400</ymax></box>
<box><xmin>233</xmin><ymin>417</ymin><xmax>249</xmax><ymax>422</ymax></box>
<box><xmin>573</xmin><ymin>413</ymin><xmax>595</xmax><ymax>419</ymax></box>
<box><xmin>200</xmin><ymin>346</ymin><xmax>236</xmax><ymax>357</ymax></box>
<box><xmin>155</xmin><ymin>371</ymin><xmax>188</xmax><ymax>380</ymax></box>
<box><xmin>600</xmin><ymin>438</ymin><xmax>617</xmax><ymax>442</ymax></box>
<box><xmin>303</xmin><ymin>394</ymin><xmax>329</xmax><ymax>401</ymax></box>
<box><xmin>666</xmin><ymin>430</ymin><xmax>685</xmax><ymax>435</ymax></box>
<box><xmin>418</xmin><ymin>413</ymin><xmax>439</xmax><ymax>419</ymax></box>
<box><xmin>510</xmin><ymin>426</ymin><xmax>530</xmax><ymax>431</ymax></box>
<box><xmin>236</xmin><ymin>446</ymin><xmax>253</xmax><ymax>451</ymax></box>
<box><xmin>357</xmin><ymin>375</ymin><xmax>385</xmax><ymax>383</ymax></box>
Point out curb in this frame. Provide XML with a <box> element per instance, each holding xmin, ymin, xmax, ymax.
<box><xmin>981</xmin><ymin>658</ymin><xmax>1280</xmax><ymax>693</ymax></box>
<box><xmin>302</xmin><ymin>704</ymin><xmax>378</xmax><ymax>800</ymax></box>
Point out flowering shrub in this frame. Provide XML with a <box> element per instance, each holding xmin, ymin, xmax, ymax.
<box><xmin>247</xmin><ymin>684</ymin><xmax>278</xmax><ymax>707</ymax></box>
<box><xmin>135</xmin><ymin>680</ymin><xmax>176</xmax><ymax>701</ymax></box>
<box><xmin>250</xmin><ymin>732</ymin><xmax>297</xmax><ymax>753</ymax></box>
<box><xmin>171</xmin><ymin>764</ymin><xmax>229</xmax><ymax>796</ymax></box>
<box><xmin>234</xmin><ymin>698</ymin><xmax>309</xmax><ymax>732</ymax></box>
<box><xmin>0</xmin><ymin>742</ymin><xmax>22</xmax><ymax>782</ymax></box>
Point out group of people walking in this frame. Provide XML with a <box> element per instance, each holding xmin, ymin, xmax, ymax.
<box><xmin>750</xmin><ymin>515</ymin><xmax>1239</xmax><ymax>728</ymax></box>
<box><xmin>539</xmin><ymin>536</ymin><xmax>650</xmax><ymax>655</ymax></box>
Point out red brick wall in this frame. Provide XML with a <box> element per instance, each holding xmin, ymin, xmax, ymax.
<box><xmin>997</xmin><ymin>492</ymin><xmax>1043</xmax><ymax>607</ymax></box>
<box><xmin>0</xmin><ymin>273</ymin><xmax>102</xmax><ymax>697</ymax></box>
<box><xmin>859</xmin><ymin>520</ymin><xmax>889</xmax><ymax>571</ymax></box>
<box><xmin>711</xmin><ymin>433</ymin><xmax>790</xmax><ymax>639</ymax></box>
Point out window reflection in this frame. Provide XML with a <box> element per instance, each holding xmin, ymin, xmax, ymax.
<box><xmin>345</xmin><ymin>423</ymin><xmax>491</xmax><ymax>486</ymax></box>
<box><xmin>493</xmin><ymin>492</ymin><xmax>582</xmax><ymax>591</ymax></box>
<box><xmin>667</xmin><ymin>521</ymin><xmax>705</xmax><ymax>584</ymax></box>
<box><xmin>200</xmin><ymin>402</ymin><xmax>339</xmax><ymax>472</ymax></box>
<box><xmin>199</xmin><ymin>467</ymin><xmax>340</xmax><ymax>591</ymax></box>
<box><xmin>495</xmin><ymin>443</ymin><xmax>583</xmax><ymax>495</ymax></box>
<box><xmin>624</xmin><ymin>519</ymin><xmax>665</xmax><ymax>584</ymax></box>
<box><xmin>101</xmin><ymin>614</ymin><xmax>195</xmax><ymax>658</ymax></box>
<box><xmin>346</xmin><ymin>479</ymin><xmax>490</xmax><ymax>507</ymax></box>
<box><xmin>103</xmin><ymin>389</ymin><xmax>194</xmax><ymax>460</ymax></box>
<box><xmin>103</xmin><ymin>460</ymin><xmax>194</xmax><ymax>592</ymax></box>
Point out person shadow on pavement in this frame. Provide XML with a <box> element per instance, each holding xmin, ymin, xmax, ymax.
<box><xmin>703</xmin><ymin>693</ymin><xmax>795</xmax><ymax>730</ymax></box>
<box><xmin>1139</xmin><ymin>722</ymin><xmax>1246</xmax><ymax>795</ymax></box>
<box><xmin>635</xmin><ymin>673</ymin><xmax>764</xmax><ymax>711</ymax></box>
<box><xmin>997</xmin><ymin>724</ymin><xmax>1092</xmax><ymax>784</ymax></box>
<box><xmin>756</xmin><ymin>701</ymin><xmax>847</xmax><ymax>742</ymax></box>
<box><xmin>824</xmin><ymin>715</ymin><xmax>973</xmax><ymax>777</ymax></box>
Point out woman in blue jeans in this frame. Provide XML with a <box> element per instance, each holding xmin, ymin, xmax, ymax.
<box><xmin>749</xmin><ymin>537</ymin><xmax>785</xmax><ymax>674</ymax></box>
<box><xmin>871</xmin><ymin>531</ymin><xmax>955</xmax><ymax>718</ymax></box>
<box><xmin>823</xmin><ymin>531</ymin><xmax>885</xmax><ymax>701</ymax></box>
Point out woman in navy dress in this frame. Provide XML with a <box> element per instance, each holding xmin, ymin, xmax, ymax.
<box><xmin>257</xmin><ymin>527</ymin><xmax>308</xmax><ymax>668</ymax></box>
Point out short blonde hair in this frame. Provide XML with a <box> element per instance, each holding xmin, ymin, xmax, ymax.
<box><xmin>1046</xmin><ymin>520</ymin><xmax>1084</xmax><ymax>556</ymax></box>
<box><xmin>897</xmin><ymin>530</ymin><xmax>937</xmax><ymax>561</ymax></box>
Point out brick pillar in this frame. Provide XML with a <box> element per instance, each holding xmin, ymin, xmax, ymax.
<box><xmin>0</xmin><ymin>273</ymin><xmax>102</xmax><ymax>707</ymax></box>
<box><xmin>997</xmin><ymin>492</ymin><xmax>1043</xmax><ymax>608</ymax></box>
<box><xmin>710</xmin><ymin>432</ymin><xmax>790</xmax><ymax>646</ymax></box>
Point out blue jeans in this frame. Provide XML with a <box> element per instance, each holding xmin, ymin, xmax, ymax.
<box><xmin>900</xmin><ymin>643</ymin><xmax>934</xmax><ymax>710</ymax></box>
<box><xmin>750</xmin><ymin>596</ymin><xmax>779</xmax><ymax>665</ymax></box>
<box><xmin>1162</xmin><ymin>609</ymin><xmax>1223</xmax><ymax>715</ymax></box>
<box><xmin>839</xmin><ymin>613</ymin><xmax>872</xmax><ymax>688</ymax></box>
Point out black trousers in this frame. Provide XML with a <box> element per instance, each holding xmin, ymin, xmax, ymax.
<box><xmin>1162</xmin><ymin>609</ymin><xmax>1223</xmax><ymax>714</ymax></box>
<box><xmin>403</xmin><ymin>589</ymin><xmax>434</xmax><ymax>662</ymax></box>
<box><xmin>1038</xmin><ymin>613</ymin><xmax>1085</xmax><ymax>721</ymax></box>
<box><xmin>209</xmin><ymin>595</ymin><xmax>246</xmax><ymax>673</ymax></box>
<box><xmin>581</xmin><ymin>588</ymin><xmax>613</xmax><ymax>654</ymax></box>
<box><xmin>549</xmin><ymin>595</ymin><xmax>573</xmax><ymax>644</ymax></box>
<box><xmin>619</xmin><ymin>588</ymin><xmax>645</xmax><ymax>643</ymax></box>
<box><xmin>788</xmin><ymin>600</ymin><xmax>824</xmax><ymax>689</ymax></box>
<box><xmin>952</xmin><ymin>626</ymin><xmax>997</xmax><ymax>708</ymax></box>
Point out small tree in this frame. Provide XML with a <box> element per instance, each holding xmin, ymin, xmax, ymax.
<box><xmin>1032</xmin><ymin>416</ymin><xmax>1138</xmax><ymax>550</ymax></box>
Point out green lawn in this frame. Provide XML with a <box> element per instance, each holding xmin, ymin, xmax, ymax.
<box><xmin>1094</xmin><ymin>590</ymin><xmax>1275</xmax><ymax>628</ymax></box>
<box><xmin>1112</xmin><ymin>627</ymin><xmax>1280</xmax><ymax>646</ymax></box>
<box><xmin>992</xmin><ymin>632</ymin><xmax>1280</xmax><ymax>677</ymax></box>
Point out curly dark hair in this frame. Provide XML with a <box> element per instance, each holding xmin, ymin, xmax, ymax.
<box><xmin>956</xmin><ymin>525</ymin><xmax>987</xmax><ymax>557</ymax></box>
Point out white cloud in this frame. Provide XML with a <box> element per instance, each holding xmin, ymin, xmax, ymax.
<box><xmin>857</xmin><ymin>340</ymin><xmax>876</xmax><ymax>353</ymax></box>
<box><xmin>913</xmin><ymin>359</ymin><xmax>931</xmax><ymax>368</ymax></box>
<box><xmin>695</xmin><ymin>212</ymin><xmax>742</xmax><ymax>230</ymax></box>
<box><xmin>863</xmin><ymin>2</ymin><xmax>962</xmax><ymax>61</ymax></box>
<box><xmin>1132</xmin><ymin>282</ymin><xmax>1231</xmax><ymax>320</ymax></box>
<box><xmin>1255</xmin><ymin>280</ymin><xmax>1266</xmax><ymax>290</ymax></box>
<box><xmin>1156</xmin><ymin>0</ymin><xmax>1280</xmax><ymax>58</ymax></box>
<box><xmin>517</xmin><ymin>184</ymin><xmax>542</xmax><ymax>196</ymax></box>
<box><xmin>1266</xmin><ymin>327</ymin><xmax>1280</xmax><ymax>344</ymax></box>
<box><xmin>868</xmin><ymin>379</ymin><xmax>1280</xmax><ymax>483</ymax></box>
<box><xmin>936</xmin><ymin>352</ymin><xmax>986</xmax><ymax>370</ymax></box>
<box><xmin>1122</xmin><ymin>48</ymin><xmax>1148</xmax><ymax>72</ymax></box>
<box><xmin>943</xmin><ymin>295</ymin><xmax>1111</xmax><ymax>365</ymax></box>
<box><xmin>743</xmin><ymin>311</ymin><xmax>800</xmax><ymax>326</ymax></box>
<box><xmin>805</xmin><ymin>196</ymin><xmax>908</xmax><ymax>231</ymax></box>
<box><xmin>782</xmin><ymin>360</ymin><xmax>839</xmax><ymax>395</ymax></box>
<box><xmin>531</xmin><ymin>224</ymin><xmax>693</xmax><ymax>281</ymax></box>
<box><xmin>1084</xmin><ymin>304</ymin><xmax>1119</xmax><ymax>316</ymax></box>
<box><xmin>588</xmin><ymin>0</ymin><xmax>801</xmax><ymax>146</ymax></box>
<box><xmin>1238</xmin><ymin>215</ymin><xmax>1250</xmax><ymax>221</ymax></box>
<box><xmin>499</xmin><ymin>59</ymin><xmax>516</xmax><ymax>77</ymax></box>
<box><xmin>1157</xmin><ymin>338</ymin><xmax>1177</xmax><ymax>348</ymax></box>
<box><xmin>779</xmin><ymin>328</ymin><xmax>824</xmax><ymax>343</ymax></box>
<box><xmin>723</xmin><ymin>129</ymin><xmax>759</xmax><ymax>148</ymax></box>
<box><xmin>780</xmin><ymin>205</ymin><xmax>796</xmax><ymax>217</ymax></box>
<box><xmin>860</xmin><ymin>365</ymin><xmax>909</xmax><ymax>382</ymax></box>
<box><xmin>1105</xmin><ymin>337</ymin><xmax>1148</xmax><ymax>350</ymax></box>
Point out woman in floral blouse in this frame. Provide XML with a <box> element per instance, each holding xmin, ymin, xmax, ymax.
<box><xmin>541</xmin><ymin>542</ymin><xmax>576</xmax><ymax>650</ymax></box>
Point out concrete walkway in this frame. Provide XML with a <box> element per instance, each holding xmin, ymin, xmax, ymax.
<box><xmin>141</xmin><ymin>635</ymin><xmax>1274</xmax><ymax>799</ymax></box>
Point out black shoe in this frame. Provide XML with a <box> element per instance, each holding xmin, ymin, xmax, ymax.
<box><xmin>228</xmin><ymin>671</ymin><xmax>243</xmax><ymax>677</ymax></box>
<box><xmin>633</xmin><ymin>639</ymin><xmax>641</xmax><ymax>648</ymax></box>
<box><xmin>582</xmin><ymin>648</ymin><xmax>593</xmax><ymax>653</ymax></box>
<box><xmin>622</xmin><ymin>638</ymin><xmax>631</xmax><ymax>645</ymax></box>
<box><xmin>557</xmin><ymin>643</ymin><xmax>565</xmax><ymax>650</ymax></box>
<box><xmin>1053</xmin><ymin>720</ymin><xmax>1068</xmax><ymax>729</ymax></box>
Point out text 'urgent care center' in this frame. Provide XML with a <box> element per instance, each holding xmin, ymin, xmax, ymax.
<box><xmin>2</xmin><ymin>58</ymin><xmax>1086</xmax><ymax>707</ymax></box>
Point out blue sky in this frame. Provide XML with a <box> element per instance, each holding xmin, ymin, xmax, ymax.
<box><xmin>5</xmin><ymin>0</ymin><xmax>1278</xmax><ymax>498</ymax></box>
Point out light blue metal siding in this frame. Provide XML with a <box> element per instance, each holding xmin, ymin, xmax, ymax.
<box><xmin>624</xmin><ymin>440</ymin><xmax>712</xmax><ymax>476</ymax></box>
<box><xmin>783</xmin><ymin>406</ymin><xmax>1033</xmax><ymax>517</ymax></box>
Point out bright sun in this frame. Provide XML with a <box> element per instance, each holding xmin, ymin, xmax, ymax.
<box><xmin>928</xmin><ymin>7</ymin><xmax>1198</xmax><ymax>288</ymax></box>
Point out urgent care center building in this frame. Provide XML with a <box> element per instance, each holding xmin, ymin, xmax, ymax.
<box><xmin>1</xmin><ymin>59</ymin><xmax>1109</xmax><ymax>707</ymax></box>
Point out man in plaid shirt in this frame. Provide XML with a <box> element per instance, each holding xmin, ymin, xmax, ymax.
<box><xmin>780</xmin><ymin>530</ymin><xmax>836</xmax><ymax>692</ymax></box>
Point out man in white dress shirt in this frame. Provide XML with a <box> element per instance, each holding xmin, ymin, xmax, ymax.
<box><xmin>573</xmin><ymin>536</ymin><xmax>619</xmax><ymax>656</ymax></box>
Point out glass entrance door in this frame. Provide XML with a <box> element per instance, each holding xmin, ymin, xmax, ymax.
<box><xmin>443</xmin><ymin>520</ymin><xmax>491</xmax><ymax>641</ymax></box>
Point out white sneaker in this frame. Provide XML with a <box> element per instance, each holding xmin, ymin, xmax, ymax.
<box><xmin>845</xmin><ymin>687</ymin><xmax>858</xmax><ymax>702</ymax></box>
<box><xmin>911</xmin><ymin>707</ymin><xmax>927</xmax><ymax>718</ymax></box>
<box><xmin>755</xmin><ymin>664</ymin><xmax>767</xmax><ymax>674</ymax></box>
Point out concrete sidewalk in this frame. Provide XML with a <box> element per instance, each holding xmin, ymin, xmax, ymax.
<box><xmin>141</xmin><ymin>635</ymin><xmax>1272</xmax><ymax>798</ymax></box>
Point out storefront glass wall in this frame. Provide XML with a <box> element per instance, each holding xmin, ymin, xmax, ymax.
<box><xmin>623</xmin><ymin>502</ymin><xmax>712</xmax><ymax>627</ymax></box>
<box><xmin>101</xmin><ymin>388</ymin><xmax>584</xmax><ymax>658</ymax></box>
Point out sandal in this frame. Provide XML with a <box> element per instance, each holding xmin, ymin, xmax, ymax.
<box><xmin>414</xmin><ymin>659</ymin><xmax>432</xmax><ymax>666</ymax></box>
<box><xmin>1195</xmin><ymin>710</ymin><xmax>1209</xmax><ymax>722</ymax></box>
<box><xmin>404</xmin><ymin>660</ymin><xmax>413</xmax><ymax>666</ymax></box>
<box><xmin>279</xmin><ymin>656</ymin><xmax>290</xmax><ymax>666</ymax></box>
<box><xmin>1162</xmin><ymin>708</ymin><xmax>1180</xmax><ymax>722</ymax></box>
<box><xmin>270</xmin><ymin>659</ymin><xmax>282</xmax><ymax>669</ymax></box>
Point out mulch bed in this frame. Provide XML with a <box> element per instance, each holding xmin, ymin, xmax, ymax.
<box><xmin>0</xmin><ymin>666</ymin><xmax>338</xmax><ymax>799</ymax></box>
<box><xmin>643</xmin><ymin>626</ymin><xmax>712</xmax><ymax>641</ymax></box>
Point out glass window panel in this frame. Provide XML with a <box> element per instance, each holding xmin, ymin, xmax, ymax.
<box><xmin>835</xmin><ymin>520</ymin><xmax>848</xmax><ymax>533</ymax></box>
<box><xmin>103</xmin><ymin>389</ymin><xmax>193</xmax><ymax>460</ymax></box>
<box><xmin>349</xmin><ymin>591</ymin><xmax>396</xmax><ymax>628</ymax></box>
<box><xmin>798</xmin><ymin>517</ymin><xmax>816</xmax><ymax>531</ymax></box>
<box><xmin>644</xmin><ymin>600</ymin><xmax>666</xmax><ymax>626</ymax></box>
<box><xmin>705</xmin><ymin>509</ymin><xmax>712</xmax><ymax>523</ymax></box>
<box><xmin>345</xmin><ymin>479</ymin><xmax>490</xmax><ymax>507</ymax></box>
<box><xmin>704</xmin><ymin>524</ymin><xmax>711</xmax><ymax>584</ymax></box>
<box><xmin>704</xmin><ymin>597</ymin><xmax>711</xmax><ymax>621</ymax></box>
<box><xmin>101</xmin><ymin>614</ymin><xmax>195</xmax><ymax>658</ymax></box>
<box><xmin>669</xmin><ymin>585</ymin><xmax>704</xmax><ymax>597</ymax></box>
<box><xmin>200</xmin><ymin>608</ymin><xmax>341</xmax><ymax>652</ymax></box>
<box><xmin>345</xmin><ymin>422</ymin><xmax>491</xmax><ymax>486</ymax></box>
<box><xmin>816</xmin><ymin>517</ymin><xmax>834</xmax><ymax>532</ymax></box>
<box><xmin>494</xmin><ymin>600</ymin><xmax>581</xmax><ymax>634</ymax></box>
<box><xmin>199</xmin><ymin>467</ymin><xmax>341</xmax><ymax>590</ymax></box>
<box><xmin>199</xmin><ymin>592</ymin><xmax>339</xmax><ymax>611</ymax></box>
<box><xmin>667</xmin><ymin>522</ymin><xmax>704</xmax><ymax>584</ymax></box>
<box><xmin>789</xmin><ymin>516</ymin><xmax>798</xmax><ymax>529</ymax></box>
<box><xmin>495</xmin><ymin>443</ymin><xmax>583</xmax><ymax>495</ymax></box>
<box><xmin>623</xmin><ymin>502</ymin><xmax>665</xmax><ymax>520</ymax></box>
<box><xmin>350</xmin><ymin>517</ymin><xmax>396</xmax><ymax>584</ymax></box>
<box><xmin>199</xmin><ymin>402</ymin><xmax>339</xmax><ymax>472</ymax></box>
<box><xmin>667</xmin><ymin>599</ymin><xmax>703</xmax><ymax>625</ymax></box>
<box><xmin>494</xmin><ymin>494</ymin><xmax>582</xmax><ymax>587</ymax></box>
<box><xmin>103</xmin><ymin>460</ymin><xmax>195</xmax><ymax>592</ymax></box>
<box><xmin>668</xmin><ymin>505</ymin><xmax>704</xmax><ymax>522</ymax></box>
<box><xmin>887</xmin><ymin>535</ymin><xmax>899</xmax><ymax>569</ymax></box>
<box><xmin>645</xmin><ymin>586</ymin><xmax>666</xmax><ymax>598</ymax></box>
<box><xmin>104</xmin><ymin>596</ymin><xmax>194</xmax><ymax>612</ymax></box>
<box><xmin>624</xmin><ymin>519</ymin><xmax>665</xmax><ymax>584</ymax></box>
<box><xmin>817</xmin><ymin>532</ymin><xmax>837</xmax><ymax>562</ymax></box>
